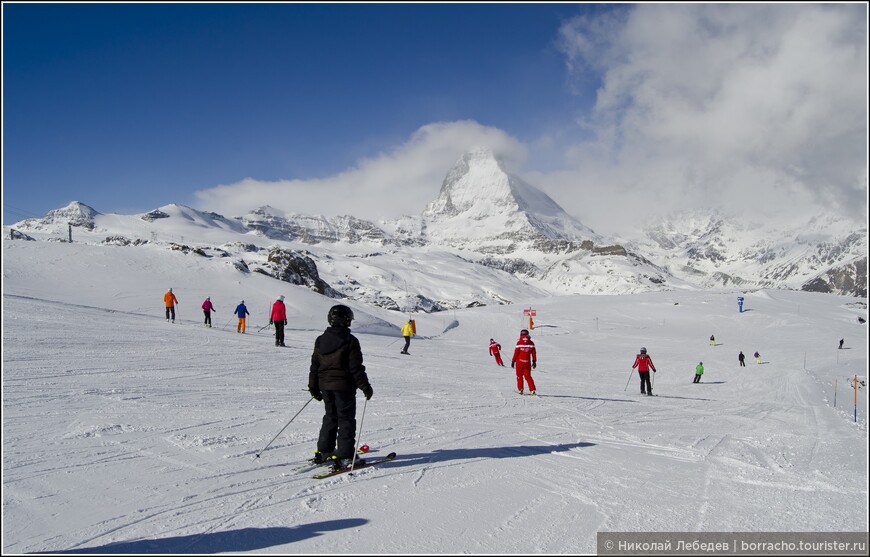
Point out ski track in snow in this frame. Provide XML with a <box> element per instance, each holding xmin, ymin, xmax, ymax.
<box><xmin>2</xmin><ymin>286</ymin><xmax>867</xmax><ymax>554</ymax></box>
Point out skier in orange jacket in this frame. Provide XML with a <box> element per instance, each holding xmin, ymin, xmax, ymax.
<box><xmin>164</xmin><ymin>288</ymin><xmax>178</xmax><ymax>322</ymax></box>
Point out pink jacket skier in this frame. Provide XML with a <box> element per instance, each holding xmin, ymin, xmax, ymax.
<box><xmin>201</xmin><ymin>297</ymin><xmax>215</xmax><ymax>327</ymax></box>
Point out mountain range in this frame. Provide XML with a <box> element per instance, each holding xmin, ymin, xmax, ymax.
<box><xmin>6</xmin><ymin>148</ymin><xmax>867</xmax><ymax>311</ymax></box>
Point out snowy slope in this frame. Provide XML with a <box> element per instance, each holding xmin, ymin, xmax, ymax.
<box><xmin>2</xmin><ymin>237</ymin><xmax>868</xmax><ymax>554</ymax></box>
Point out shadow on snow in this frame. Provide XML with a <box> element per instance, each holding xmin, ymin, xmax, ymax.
<box><xmin>41</xmin><ymin>521</ymin><xmax>368</xmax><ymax>554</ymax></box>
<box><xmin>537</xmin><ymin>394</ymin><xmax>637</xmax><ymax>403</ymax></box>
<box><xmin>387</xmin><ymin>442</ymin><xmax>595</xmax><ymax>469</ymax></box>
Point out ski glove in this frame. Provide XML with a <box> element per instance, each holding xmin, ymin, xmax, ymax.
<box><xmin>284</xmin><ymin>320</ymin><xmax>288</xmax><ymax>326</ymax></box>
<box><xmin>511</xmin><ymin>361</ymin><xmax>515</xmax><ymax>369</ymax></box>
<box><xmin>532</xmin><ymin>361</ymin><xmax>536</xmax><ymax>369</ymax></box>
<box><xmin>309</xmin><ymin>388</ymin><xmax>322</xmax><ymax>401</ymax></box>
<box><xmin>269</xmin><ymin>320</ymin><xmax>273</xmax><ymax>325</ymax></box>
<box><xmin>362</xmin><ymin>385</ymin><xmax>373</xmax><ymax>400</ymax></box>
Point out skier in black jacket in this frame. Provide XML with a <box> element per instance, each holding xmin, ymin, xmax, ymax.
<box><xmin>308</xmin><ymin>305</ymin><xmax>373</xmax><ymax>469</ymax></box>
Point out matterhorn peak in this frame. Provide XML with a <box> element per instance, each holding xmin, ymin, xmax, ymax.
<box><xmin>421</xmin><ymin>149</ymin><xmax>598</xmax><ymax>247</ymax></box>
<box><xmin>424</xmin><ymin>148</ymin><xmax>517</xmax><ymax>218</ymax></box>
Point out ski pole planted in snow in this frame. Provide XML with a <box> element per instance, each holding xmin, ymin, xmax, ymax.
<box><xmin>624</xmin><ymin>369</ymin><xmax>633</xmax><ymax>391</ymax></box>
<box><xmin>349</xmin><ymin>398</ymin><xmax>368</xmax><ymax>473</ymax></box>
<box><xmin>255</xmin><ymin>397</ymin><xmax>314</xmax><ymax>459</ymax></box>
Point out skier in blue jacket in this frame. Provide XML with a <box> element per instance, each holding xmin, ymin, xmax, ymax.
<box><xmin>234</xmin><ymin>301</ymin><xmax>250</xmax><ymax>333</ymax></box>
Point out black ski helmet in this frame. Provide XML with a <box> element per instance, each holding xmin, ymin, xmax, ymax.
<box><xmin>328</xmin><ymin>304</ymin><xmax>354</xmax><ymax>327</ymax></box>
<box><xmin>520</xmin><ymin>329</ymin><xmax>530</xmax><ymax>336</ymax></box>
<box><xmin>640</xmin><ymin>347</ymin><xmax>647</xmax><ymax>354</ymax></box>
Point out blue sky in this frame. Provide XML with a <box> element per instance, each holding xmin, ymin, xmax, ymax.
<box><xmin>3</xmin><ymin>3</ymin><xmax>867</xmax><ymax>234</ymax></box>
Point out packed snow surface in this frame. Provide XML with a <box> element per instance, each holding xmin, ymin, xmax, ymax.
<box><xmin>2</xmin><ymin>238</ymin><xmax>867</xmax><ymax>554</ymax></box>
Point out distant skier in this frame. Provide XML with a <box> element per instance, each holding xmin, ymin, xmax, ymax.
<box><xmin>201</xmin><ymin>296</ymin><xmax>215</xmax><ymax>327</ymax></box>
<box><xmin>489</xmin><ymin>339</ymin><xmax>505</xmax><ymax>366</ymax></box>
<box><xmin>164</xmin><ymin>288</ymin><xmax>179</xmax><ymax>323</ymax></box>
<box><xmin>400</xmin><ymin>319</ymin><xmax>415</xmax><ymax>355</ymax></box>
<box><xmin>270</xmin><ymin>295</ymin><xmax>287</xmax><ymax>347</ymax></box>
<box><xmin>754</xmin><ymin>351</ymin><xmax>761</xmax><ymax>364</ymax></box>
<box><xmin>839</xmin><ymin>338</ymin><xmax>844</xmax><ymax>350</ymax></box>
<box><xmin>235</xmin><ymin>300</ymin><xmax>250</xmax><ymax>333</ymax></box>
<box><xmin>738</xmin><ymin>351</ymin><xmax>746</xmax><ymax>367</ymax></box>
<box><xmin>632</xmin><ymin>347</ymin><xmax>657</xmax><ymax>395</ymax></box>
<box><xmin>693</xmin><ymin>361</ymin><xmax>704</xmax><ymax>383</ymax></box>
<box><xmin>709</xmin><ymin>334</ymin><xmax>716</xmax><ymax>346</ymax></box>
<box><xmin>511</xmin><ymin>329</ymin><xmax>537</xmax><ymax>395</ymax></box>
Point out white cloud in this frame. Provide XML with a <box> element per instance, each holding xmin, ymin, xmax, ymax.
<box><xmin>544</xmin><ymin>3</ymin><xmax>868</xmax><ymax>234</ymax></box>
<box><xmin>196</xmin><ymin>5</ymin><xmax>866</xmax><ymax>238</ymax></box>
<box><xmin>194</xmin><ymin>121</ymin><xmax>526</xmax><ymax>221</ymax></box>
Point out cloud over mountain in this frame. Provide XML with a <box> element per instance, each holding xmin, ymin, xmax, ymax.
<box><xmin>544</xmin><ymin>3</ymin><xmax>868</xmax><ymax>234</ymax></box>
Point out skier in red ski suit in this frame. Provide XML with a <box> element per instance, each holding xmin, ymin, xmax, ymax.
<box><xmin>632</xmin><ymin>346</ymin><xmax>657</xmax><ymax>395</ymax></box>
<box><xmin>511</xmin><ymin>329</ymin><xmax>537</xmax><ymax>394</ymax></box>
<box><xmin>489</xmin><ymin>339</ymin><xmax>505</xmax><ymax>366</ymax></box>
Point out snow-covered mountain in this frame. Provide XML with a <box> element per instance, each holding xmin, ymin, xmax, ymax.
<box><xmin>421</xmin><ymin>148</ymin><xmax>600</xmax><ymax>248</ymax></box>
<box><xmin>6</xmin><ymin>150</ymin><xmax>866</xmax><ymax>311</ymax></box>
<box><xmin>635</xmin><ymin>211</ymin><xmax>867</xmax><ymax>298</ymax></box>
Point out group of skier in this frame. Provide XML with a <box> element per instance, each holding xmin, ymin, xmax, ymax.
<box><xmin>484</xmin><ymin>327</ymin><xmax>777</xmax><ymax>398</ymax></box>
<box><xmin>163</xmin><ymin>289</ymin><xmax>289</xmax><ymax>346</ymax></box>
<box><xmin>168</xmin><ymin>286</ymin><xmax>849</xmax><ymax>473</ymax></box>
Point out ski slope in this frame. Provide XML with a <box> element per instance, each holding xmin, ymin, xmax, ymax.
<box><xmin>2</xmin><ymin>240</ymin><xmax>868</xmax><ymax>554</ymax></box>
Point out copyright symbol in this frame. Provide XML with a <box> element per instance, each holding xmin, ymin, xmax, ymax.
<box><xmin>604</xmin><ymin>540</ymin><xmax>614</xmax><ymax>550</ymax></box>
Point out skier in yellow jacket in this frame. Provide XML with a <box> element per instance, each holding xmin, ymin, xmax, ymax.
<box><xmin>400</xmin><ymin>320</ymin><xmax>415</xmax><ymax>355</ymax></box>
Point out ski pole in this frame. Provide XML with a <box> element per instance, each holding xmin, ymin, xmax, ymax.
<box><xmin>624</xmin><ymin>369</ymin><xmax>634</xmax><ymax>391</ymax></box>
<box><xmin>221</xmin><ymin>315</ymin><xmax>233</xmax><ymax>330</ymax></box>
<box><xmin>255</xmin><ymin>397</ymin><xmax>314</xmax><ymax>459</ymax></box>
<box><xmin>258</xmin><ymin>322</ymin><xmax>272</xmax><ymax>333</ymax></box>
<box><xmin>349</xmin><ymin>397</ymin><xmax>368</xmax><ymax>472</ymax></box>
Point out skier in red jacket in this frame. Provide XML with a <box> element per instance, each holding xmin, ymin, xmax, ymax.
<box><xmin>489</xmin><ymin>339</ymin><xmax>505</xmax><ymax>366</ymax></box>
<box><xmin>511</xmin><ymin>329</ymin><xmax>537</xmax><ymax>395</ymax></box>
<box><xmin>632</xmin><ymin>346</ymin><xmax>657</xmax><ymax>395</ymax></box>
<box><xmin>270</xmin><ymin>295</ymin><xmax>288</xmax><ymax>347</ymax></box>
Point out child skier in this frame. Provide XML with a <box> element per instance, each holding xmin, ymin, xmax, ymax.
<box><xmin>489</xmin><ymin>339</ymin><xmax>505</xmax><ymax>366</ymax></box>
<box><xmin>308</xmin><ymin>305</ymin><xmax>373</xmax><ymax>470</ymax></box>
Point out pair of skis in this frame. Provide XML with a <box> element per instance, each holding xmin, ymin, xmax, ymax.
<box><xmin>290</xmin><ymin>451</ymin><xmax>397</xmax><ymax>479</ymax></box>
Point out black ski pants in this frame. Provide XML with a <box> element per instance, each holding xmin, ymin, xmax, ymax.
<box><xmin>165</xmin><ymin>306</ymin><xmax>175</xmax><ymax>321</ymax></box>
<box><xmin>203</xmin><ymin>311</ymin><xmax>212</xmax><ymax>326</ymax></box>
<box><xmin>639</xmin><ymin>371</ymin><xmax>652</xmax><ymax>394</ymax></box>
<box><xmin>274</xmin><ymin>321</ymin><xmax>285</xmax><ymax>346</ymax></box>
<box><xmin>402</xmin><ymin>336</ymin><xmax>411</xmax><ymax>353</ymax></box>
<box><xmin>317</xmin><ymin>390</ymin><xmax>357</xmax><ymax>459</ymax></box>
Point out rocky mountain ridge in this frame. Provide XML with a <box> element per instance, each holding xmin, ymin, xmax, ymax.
<box><xmin>7</xmin><ymin>150</ymin><xmax>866</xmax><ymax>310</ymax></box>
